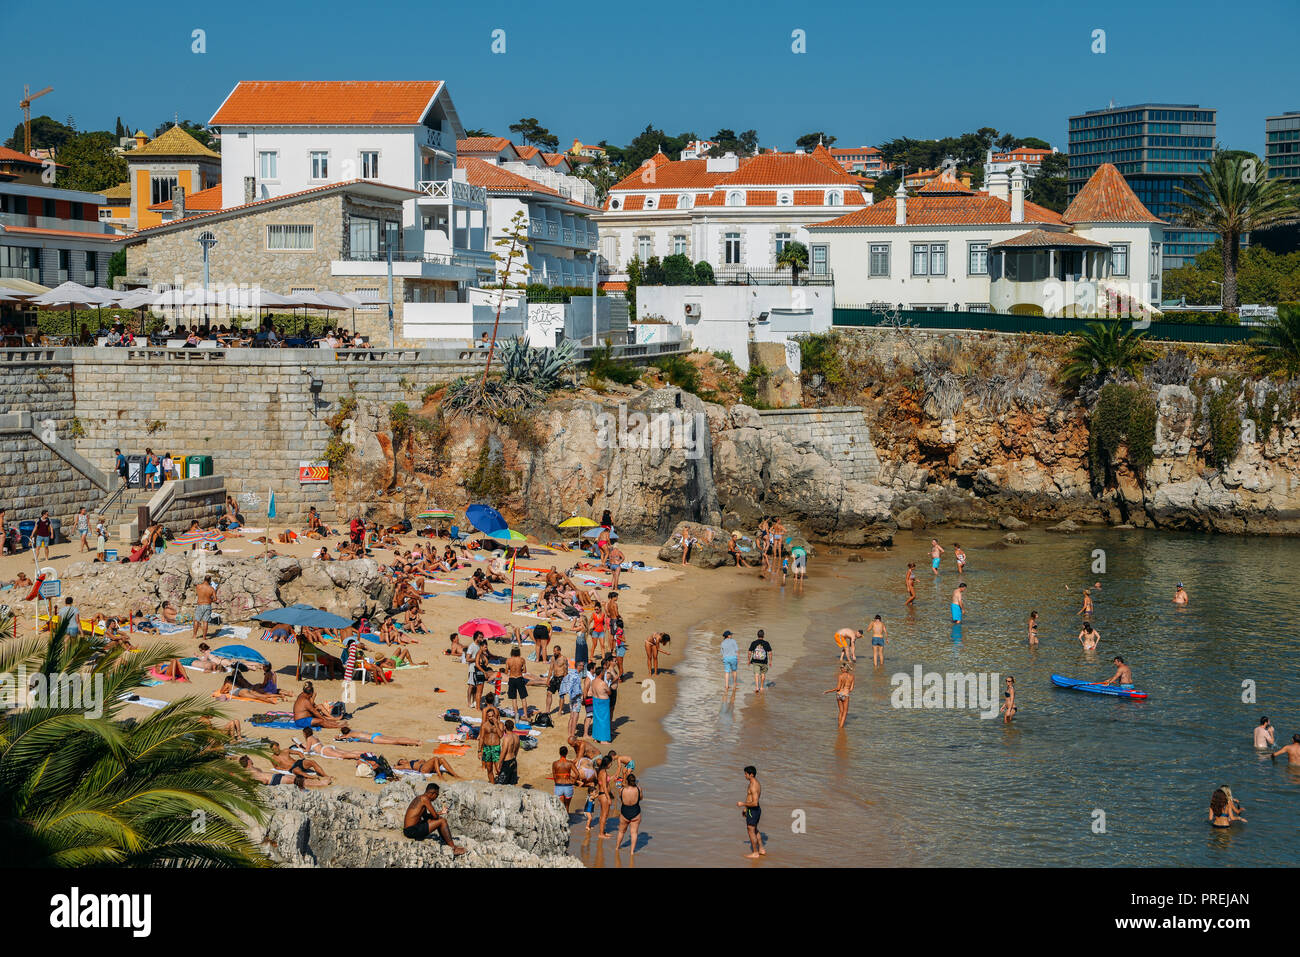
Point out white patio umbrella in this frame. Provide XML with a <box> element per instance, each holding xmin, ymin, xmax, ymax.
<box><xmin>0</xmin><ymin>285</ymin><xmax>35</xmax><ymax>301</ymax></box>
<box><xmin>286</xmin><ymin>290</ymin><xmax>346</xmax><ymax>338</ymax></box>
<box><xmin>116</xmin><ymin>288</ymin><xmax>162</xmax><ymax>336</ymax></box>
<box><xmin>27</xmin><ymin>281</ymin><xmax>113</xmax><ymax>340</ymax></box>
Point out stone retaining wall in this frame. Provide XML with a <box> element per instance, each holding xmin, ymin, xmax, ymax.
<box><xmin>755</xmin><ymin>406</ymin><xmax>882</xmax><ymax>484</ymax></box>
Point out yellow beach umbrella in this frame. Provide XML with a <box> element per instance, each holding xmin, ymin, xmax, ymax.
<box><xmin>558</xmin><ymin>516</ymin><xmax>598</xmax><ymax>529</ymax></box>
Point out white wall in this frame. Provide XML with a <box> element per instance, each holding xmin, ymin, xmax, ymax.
<box><xmin>403</xmin><ymin>300</ymin><xmax>525</xmax><ymax>342</ymax></box>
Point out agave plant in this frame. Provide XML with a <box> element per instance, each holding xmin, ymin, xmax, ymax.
<box><xmin>0</xmin><ymin>617</ymin><xmax>268</xmax><ymax>867</ymax></box>
<box><xmin>446</xmin><ymin>337</ymin><xmax>578</xmax><ymax>417</ymax></box>
<box><xmin>499</xmin><ymin>336</ymin><xmax>578</xmax><ymax>390</ymax></box>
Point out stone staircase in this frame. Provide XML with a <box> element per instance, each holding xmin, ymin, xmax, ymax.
<box><xmin>96</xmin><ymin>484</ymin><xmax>158</xmax><ymax>533</ymax></box>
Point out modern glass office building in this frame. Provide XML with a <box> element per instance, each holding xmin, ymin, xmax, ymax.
<box><xmin>1265</xmin><ymin>112</ymin><xmax>1300</xmax><ymax>183</ymax></box>
<box><xmin>1067</xmin><ymin>104</ymin><xmax>1216</xmax><ymax>268</ymax></box>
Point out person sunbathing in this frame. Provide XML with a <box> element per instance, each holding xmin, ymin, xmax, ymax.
<box><xmin>237</xmin><ymin>756</ymin><xmax>328</xmax><ymax>788</ymax></box>
<box><xmin>294</xmin><ymin>683</ymin><xmax>345</xmax><ymax>728</ymax></box>
<box><xmin>269</xmin><ymin>743</ymin><xmax>333</xmax><ymax>784</ymax></box>
<box><xmin>336</xmin><ymin>725</ymin><xmax>421</xmax><ymax>746</ymax></box>
<box><xmin>159</xmin><ymin>601</ymin><xmax>180</xmax><ymax>624</ymax></box>
<box><xmin>199</xmin><ymin>714</ymin><xmax>241</xmax><ymax>740</ymax></box>
<box><xmin>250</xmin><ymin>662</ymin><xmax>284</xmax><ymax>695</ymax></box>
<box><xmin>446</xmin><ymin>633</ymin><xmax>467</xmax><ymax>657</ymax></box>
<box><xmin>129</xmin><ymin>610</ymin><xmax>158</xmax><ymax>633</ymax></box>
<box><xmin>13</xmin><ymin>572</ymin><xmax>33</xmax><ymax>591</ymax></box>
<box><xmin>293</xmin><ymin>730</ymin><xmax>365</xmax><ymax>759</ymax></box>
<box><xmin>394</xmin><ymin>755</ymin><xmax>461</xmax><ymax>778</ymax></box>
<box><xmin>378</xmin><ymin>647</ymin><xmax>426</xmax><ymax>668</ymax></box>
<box><xmin>217</xmin><ymin>677</ymin><xmax>278</xmax><ymax>703</ymax></box>
<box><xmin>152</xmin><ymin>658</ymin><xmax>191</xmax><ymax>681</ymax></box>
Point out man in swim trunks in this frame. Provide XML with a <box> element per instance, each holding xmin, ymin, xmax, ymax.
<box><xmin>553</xmin><ymin>746</ymin><xmax>577</xmax><ymax>811</ymax></box>
<box><xmin>1272</xmin><ymin>733</ymin><xmax>1300</xmax><ymax>765</ymax></box>
<box><xmin>930</xmin><ymin>540</ymin><xmax>944</xmax><ymax>575</ymax></box>
<box><xmin>951</xmin><ymin>583</ymin><xmax>966</xmax><ymax>623</ymax></box>
<box><xmin>869</xmin><ymin>614</ymin><xmax>887</xmax><ymax>666</ymax></box>
<box><xmin>1077</xmin><ymin>622</ymin><xmax>1100</xmax><ymax>652</ymax></box>
<box><xmin>192</xmin><ymin>575</ymin><xmax>216</xmax><ymax>641</ymax></box>
<box><xmin>1255</xmin><ymin>717</ymin><xmax>1275</xmax><ymax>749</ymax></box>
<box><xmin>1099</xmin><ymin>655</ymin><xmax>1132</xmax><ymax>687</ymax></box>
<box><xmin>479</xmin><ymin>697</ymin><xmax>503</xmax><ymax>783</ymax></box>
<box><xmin>1173</xmin><ymin>583</ymin><xmax>1189</xmax><ymax>605</ymax></box>
<box><xmin>737</xmin><ymin>765</ymin><xmax>765</xmax><ymax>858</ymax></box>
<box><xmin>402</xmin><ymin>783</ymin><xmax>466</xmax><ymax>854</ymax></box>
<box><xmin>498</xmin><ymin>719</ymin><xmax>521</xmax><ymax>786</ymax></box>
<box><xmin>505</xmin><ymin>646</ymin><xmax>529</xmax><ymax>720</ymax></box>
<box><xmin>293</xmin><ymin>682</ymin><xmax>344</xmax><ymax>729</ymax></box>
<box><xmin>269</xmin><ymin>743</ymin><xmax>333</xmax><ymax>785</ymax></box>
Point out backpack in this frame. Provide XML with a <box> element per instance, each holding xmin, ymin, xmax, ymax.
<box><xmin>531</xmin><ymin>711</ymin><xmax>553</xmax><ymax>728</ymax></box>
<box><xmin>465</xmin><ymin>585</ymin><xmax>478</xmax><ymax>600</ymax></box>
<box><xmin>442</xmin><ymin>708</ymin><xmax>462</xmax><ymax>723</ymax></box>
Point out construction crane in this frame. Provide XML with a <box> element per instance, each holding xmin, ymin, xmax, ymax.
<box><xmin>20</xmin><ymin>84</ymin><xmax>53</xmax><ymax>155</ymax></box>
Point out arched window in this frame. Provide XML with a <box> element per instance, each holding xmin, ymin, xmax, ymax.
<box><xmin>644</xmin><ymin>196</ymin><xmax>656</xmax><ymax>209</ymax></box>
<box><xmin>610</xmin><ymin>198</ymin><xmax>622</xmax><ymax>210</ymax></box>
<box><xmin>679</xmin><ymin>193</ymin><xmax>692</xmax><ymax>209</ymax></box>
<box><xmin>825</xmin><ymin>190</ymin><xmax>842</xmax><ymax>205</ymax></box>
<box><xmin>778</xmin><ymin>191</ymin><xmax>792</xmax><ymax>206</ymax></box>
<box><xmin>726</xmin><ymin>191</ymin><xmax>744</xmax><ymax>207</ymax></box>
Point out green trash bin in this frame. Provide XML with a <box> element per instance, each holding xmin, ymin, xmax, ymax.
<box><xmin>186</xmin><ymin>454</ymin><xmax>204</xmax><ymax>479</ymax></box>
<box><xmin>195</xmin><ymin>454</ymin><xmax>214</xmax><ymax>477</ymax></box>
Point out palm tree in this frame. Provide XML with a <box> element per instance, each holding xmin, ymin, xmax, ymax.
<box><xmin>0</xmin><ymin>618</ymin><xmax>268</xmax><ymax>867</ymax></box>
<box><xmin>1061</xmin><ymin>321</ymin><xmax>1154</xmax><ymax>385</ymax></box>
<box><xmin>1252</xmin><ymin>302</ymin><xmax>1300</xmax><ymax>376</ymax></box>
<box><xmin>776</xmin><ymin>240</ymin><xmax>810</xmax><ymax>286</ymax></box>
<box><xmin>1176</xmin><ymin>153</ymin><xmax>1300</xmax><ymax>309</ymax></box>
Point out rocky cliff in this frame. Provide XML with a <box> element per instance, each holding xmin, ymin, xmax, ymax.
<box><xmin>248</xmin><ymin>781</ymin><xmax>579</xmax><ymax>868</ymax></box>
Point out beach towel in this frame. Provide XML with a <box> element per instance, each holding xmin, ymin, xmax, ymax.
<box><xmin>118</xmin><ymin>694</ymin><xmax>169</xmax><ymax>709</ymax></box>
<box><xmin>250</xmin><ymin>719</ymin><xmax>315</xmax><ymax>730</ymax></box>
<box><xmin>151</xmin><ymin>621</ymin><xmax>190</xmax><ymax>635</ymax></box>
<box><xmin>433</xmin><ymin>743</ymin><xmax>470</xmax><ymax>756</ymax></box>
<box><xmin>147</xmin><ymin>665</ymin><xmax>189</xmax><ymax>682</ymax></box>
<box><xmin>591</xmin><ymin>697</ymin><xmax>612</xmax><ymax>742</ymax></box>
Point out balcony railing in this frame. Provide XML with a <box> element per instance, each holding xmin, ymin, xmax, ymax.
<box><xmin>711</xmin><ymin>267</ymin><xmax>835</xmax><ymax>286</ymax></box>
<box><xmin>417</xmin><ymin>180</ymin><xmax>487</xmax><ymax>205</ymax></box>
<box><xmin>342</xmin><ymin>249</ymin><xmax>487</xmax><ymax>269</ymax></box>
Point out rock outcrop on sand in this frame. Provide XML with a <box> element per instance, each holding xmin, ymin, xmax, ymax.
<box><xmin>62</xmin><ymin>552</ymin><xmax>393</xmax><ymax>621</ymax></box>
<box><xmin>248</xmin><ymin>781</ymin><xmax>580</xmax><ymax>868</ymax></box>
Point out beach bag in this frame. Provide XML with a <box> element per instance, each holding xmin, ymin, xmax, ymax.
<box><xmin>532</xmin><ymin>711</ymin><xmax>553</xmax><ymax>728</ymax></box>
<box><xmin>355</xmin><ymin>761</ymin><xmax>373</xmax><ymax>777</ymax></box>
<box><xmin>372</xmin><ymin>753</ymin><xmax>394</xmax><ymax>780</ymax></box>
<box><xmin>330</xmin><ymin>702</ymin><xmax>352</xmax><ymax>719</ymax></box>
<box><xmin>465</xmin><ymin>585</ymin><xmax>478</xmax><ymax>600</ymax></box>
<box><xmin>442</xmin><ymin>708</ymin><xmax>462</xmax><ymax>723</ymax></box>
<box><xmin>520</xmin><ymin>735</ymin><xmax>538</xmax><ymax>751</ymax></box>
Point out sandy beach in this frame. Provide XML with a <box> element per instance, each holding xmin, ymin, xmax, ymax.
<box><xmin>0</xmin><ymin>525</ymin><xmax>755</xmax><ymax>802</ymax></box>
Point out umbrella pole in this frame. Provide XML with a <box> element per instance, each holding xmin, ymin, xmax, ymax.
<box><xmin>509</xmin><ymin>545</ymin><xmax>517</xmax><ymax>612</ymax></box>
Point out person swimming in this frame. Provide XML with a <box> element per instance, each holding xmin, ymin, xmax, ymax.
<box><xmin>1078</xmin><ymin>622</ymin><xmax>1099</xmax><ymax>651</ymax></box>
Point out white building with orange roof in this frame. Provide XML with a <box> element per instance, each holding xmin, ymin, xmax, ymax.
<box><xmin>807</xmin><ymin>163</ymin><xmax>1163</xmax><ymax>316</ymax></box>
<box><xmin>456</xmin><ymin>138</ymin><xmax>595</xmax><ymax>206</ymax></box>
<box><xmin>596</xmin><ymin>144</ymin><xmax>872</xmax><ymax>282</ymax></box>
<box><xmin>985</xmin><ymin>146</ymin><xmax>1056</xmax><ymax>179</ymax></box>
<box><xmin>208</xmin><ymin>80</ymin><xmax>493</xmax><ymax>282</ymax></box>
<box><xmin>829</xmin><ymin>145</ymin><xmax>889</xmax><ymax>176</ymax></box>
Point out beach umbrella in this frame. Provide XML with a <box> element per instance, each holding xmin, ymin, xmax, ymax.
<box><xmin>485</xmin><ymin>528</ymin><xmax>527</xmax><ymax>543</ymax></box>
<box><xmin>416</xmin><ymin>509</ymin><xmax>455</xmax><ymax>521</ymax></box>
<box><xmin>466</xmin><ymin>504</ymin><xmax>506</xmax><ymax>535</ymax></box>
<box><xmin>172</xmin><ymin>530</ymin><xmax>208</xmax><ymax>545</ymax></box>
<box><xmin>582</xmin><ymin>527</ymin><xmax>619</xmax><ymax>540</ymax></box>
<box><xmin>27</xmin><ymin>280</ymin><xmax>112</xmax><ymax>340</ymax></box>
<box><xmin>558</xmin><ymin>516</ymin><xmax>598</xmax><ymax>529</ymax></box>
<box><xmin>459</xmin><ymin>618</ymin><xmax>507</xmax><ymax>639</ymax></box>
<box><xmin>212</xmin><ymin>644</ymin><xmax>269</xmax><ymax>666</ymax></box>
<box><xmin>256</xmin><ymin>604</ymin><xmax>355</xmax><ymax>630</ymax></box>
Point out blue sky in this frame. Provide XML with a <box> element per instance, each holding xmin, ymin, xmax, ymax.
<box><xmin>5</xmin><ymin>0</ymin><xmax>1297</xmax><ymax>153</ymax></box>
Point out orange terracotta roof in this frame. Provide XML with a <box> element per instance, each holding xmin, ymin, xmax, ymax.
<box><xmin>101</xmin><ymin>183</ymin><xmax>132</xmax><ymax>201</ymax></box>
<box><xmin>917</xmin><ymin>168</ymin><xmax>975</xmax><ymax>195</ymax></box>
<box><xmin>127</xmin><ymin>125</ymin><xmax>221</xmax><ymax>160</ymax></box>
<box><xmin>656</xmin><ymin>194</ymin><xmax>678</xmax><ymax>210</ymax></box>
<box><xmin>148</xmin><ymin>184</ymin><xmax>224</xmax><ymax>211</ymax></box>
<box><xmin>0</xmin><ymin>225</ymin><xmax>121</xmax><ymax>241</ymax></box>
<box><xmin>1062</xmin><ymin>163</ymin><xmax>1165</xmax><ymax>224</ymax></box>
<box><xmin>794</xmin><ymin>189</ymin><xmax>826</xmax><ymax>206</ymax></box>
<box><xmin>0</xmin><ymin>145</ymin><xmax>65</xmax><ymax>168</ymax></box>
<box><xmin>810</xmin><ymin>192</ymin><xmax>1063</xmax><ymax>229</ymax></box>
<box><xmin>989</xmin><ymin>229</ymin><xmax>1109</xmax><ymax>248</ymax></box>
<box><xmin>514</xmin><ymin>145</ymin><xmax>540</xmax><ymax>160</ymax></box>
<box><xmin>457</xmin><ymin>157</ymin><xmax>561</xmax><ymax>196</ymax></box>
<box><xmin>457</xmin><ymin>136</ymin><xmax>512</xmax><ymax>154</ymax></box>
<box><xmin>721</xmin><ymin>149</ymin><xmax>859</xmax><ymax>187</ymax></box>
<box><xmin>541</xmin><ymin>153</ymin><xmax>569</xmax><ymax>167</ymax></box>
<box><xmin>127</xmin><ymin>179</ymin><xmax>420</xmax><ymax>237</ymax></box>
<box><xmin>610</xmin><ymin>158</ymin><xmax>728</xmax><ymax>192</ymax></box>
<box><xmin>747</xmin><ymin>190</ymin><xmax>777</xmax><ymax>206</ymax></box>
<box><xmin>599</xmin><ymin>281</ymin><xmax>628</xmax><ymax>292</ymax></box>
<box><xmin>209</xmin><ymin>81</ymin><xmax>443</xmax><ymax>126</ymax></box>
<box><xmin>829</xmin><ymin>146</ymin><xmax>881</xmax><ymax>158</ymax></box>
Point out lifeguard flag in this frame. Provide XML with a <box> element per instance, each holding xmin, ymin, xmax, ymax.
<box><xmin>268</xmin><ymin>490</ymin><xmax>277</xmax><ymax>520</ymax></box>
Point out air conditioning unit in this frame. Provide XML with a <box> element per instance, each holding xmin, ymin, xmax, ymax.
<box><xmin>684</xmin><ymin>302</ymin><xmax>701</xmax><ymax>318</ymax></box>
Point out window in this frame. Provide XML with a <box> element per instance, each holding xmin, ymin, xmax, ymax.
<box><xmin>637</xmin><ymin>236</ymin><xmax>653</xmax><ymax>261</ymax></box>
<box><xmin>98</xmin><ymin>208</ymin><xmax>114</xmax><ymax>221</ymax></box>
<box><xmin>679</xmin><ymin>193</ymin><xmax>692</xmax><ymax>209</ymax></box>
<box><xmin>84</xmin><ymin>251</ymin><xmax>97</xmax><ymax>283</ymax></box>
<box><xmin>673</xmin><ymin>234</ymin><xmax>688</xmax><ymax>256</ymax></box>
<box><xmin>911</xmin><ymin>244</ymin><xmax>928</xmax><ymax>276</ymax></box>
<box><xmin>811</xmin><ymin>244</ymin><xmax>828</xmax><ymax>276</ymax></box>
<box><xmin>71</xmin><ymin>202</ymin><xmax>83</xmax><ymax>219</ymax></box>
<box><xmin>968</xmin><ymin>241</ymin><xmax>988</xmax><ymax>276</ymax></box>
<box><xmin>966</xmin><ymin>303</ymin><xmax>993</xmax><ymax>313</ymax></box>
<box><xmin>354</xmin><ymin>287</ymin><xmax>381</xmax><ymax>311</ymax></box>
<box><xmin>360</xmin><ymin>151</ymin><xmax>380</xmax><ymax>179</ymax></box>
<box><xmin>825</xmin><ymin>190</ymin><xmax>842</xmax><ymax>205</ymax></box>
<box><xmin>911</xmin><ymin>243</ymin><xmax>947</xmax><ymax>276</ymax></box>
<box><xmin>774</xmin><ymin>232</ymin><xmax>792</xmax><ymax>255</ymax></box>
<box><xmin>267</xmin><ymin>224</ymin><xmax>314</xmax><ymax>250</ymax></box>
<box><xmin>1110</xmin><ymin>243</ymin><xmax>1129</xmax><ymax>276</ymax></box>
<box><xmin>258</xmin><ymin>150</ymin><xmax>278</xmax><ymax>180</ymax></box>
<box><xmin>0</xmin><ymin>245</ymin><xmax>40</xmax><ymax>282</ymax></box>
<box><xmin>724</xmin><ymin>232</ymin><xmax>741</xmax><ymax>264</ymax></box>
<box><xmin>58</xmin><ymin>249</ymin><xmax>69</xmax><ymax>283</ymax></box>
<box><xmin>869</xmin><ymin>243</ymin><xmax>890</xmax><ymax>277</ymax></box>
<box><xmin>1149</xmin><ymin>243</ymin><xmax>1161</xmax><ymax>279</ymax></box>
<box><xmin>644</xmin><ymin>196</ymin><xmax>656</xmax><ymax>210</ymax></box>
<box><xmin>930</xmin><ymin>243</ymin><xmax>947</xmax><ymax>276</ymax></box>
<box><xmin>384</xmin><ymin>221</ymin><xmax>400</xmax><ymax>256</ymax></box>
<box><xmin>726</xmin><ymin>191</ymin><xmax>743</xmax><ymax>207</ymax></box>
<box><xmin>350</xmin><ymin>216</ymin><xmax>379</xmax><ymax>258</ymax></box>
<box><xmin>43</xmin><ymin>199</ymin><xmax>56</xmax><ymax>218</ymax></box>
<box><xmin>778</xmin><ymin>191</ymin><xmax>792</xmax><ymax>206</ymax></box>
<box><xmin>150</xmin><ymin>175</ymin><xmax>178</xmax><ymax>206</ymax></box>
<box><xmin>310</xmin><ymin>151</ymin><xmax>329</xmax><ymax>180</ymax></box>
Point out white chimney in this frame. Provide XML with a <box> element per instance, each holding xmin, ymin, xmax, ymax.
<box><xmin>1010</xmin><ymin>167</ymin><xmax>1025</xmax><ymax>224</ymax></box>
<box><xmin>705</xmin><ymin>152</ymin><xmax>740</xmax><ymax>173</ymax></box>
<box><xmin>987</xmin><ymin>170</ymin><xmax>1010</xmax><ymax>202</ymax></box>
<box><xmin>895</xmin><ymin>180</ymin><xmax>907</xmax><ymax>226</ymax></box>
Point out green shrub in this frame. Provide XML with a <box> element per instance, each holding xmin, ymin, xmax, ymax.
<box><xmin>465</xmin><ymin>442</ymin><xmax>511</xmax><ymax>506</ymax></box>
<box><xmin>589</xmin><ymin>343</ymin><xmax>641</xmax><ymax>385</ymax></box>
<box><xmin>799</xmin><ymin>332</ymin><xmax>845</xmax><ymax>386</ymax></box>
<box><xmin>1089</xmin><ymin>383</ymin><xmax>1157</xmax><ymax>481</ymax></box>
<box><xmin>1205</xmin><ymin>384</ymin><xmax>1242</xmax><ymax>467</ymax></box>
<box><xmin>652</xmin><ymin>355</ymin><xmax>700</xmax><ymax>394</ymax></box>
<box><xmin>739</xmin><ymin>362</ymin><xmax>771</xmax><ymax>407</ymax></box>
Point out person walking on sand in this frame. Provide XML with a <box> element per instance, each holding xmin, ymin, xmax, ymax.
<box><xmin>749</xmin><ymin>630</ymin><xmax>773</xmax><ymax>693</ymax></box>
<box><xmin>824</xmin><ymin>663</ymin><xmax>854</xmax><ymax>729</ymax></box>
<box><xmin>192</xmin><ymin>575</ymin><xmax>216</xmax><ymax>641</ymax></box>
<box><xmin>721</xmin><ymin>630</ymin><xmax>739</xmax><ymax>691</ymax></box>
<box><xmin>1000</xmin><ymin>676</ymin><xmax>1017</xmax><ymax>724</ymax></box>
<box><xmin>76</xmin><ymin>506</ymin><xmax>89</xmax><ymax>553</ymax></box>
<box><xmin>930</xmin><ymin>540</ymin><xmax>945</xmax><ymax>576</ymax></box>
<box><xmin>951</xmin><ymin>583</ymin><xmax>967</xmax><ymax>623</ymax></box>
<box><xmin>737</xmin><ymin>766</ymin><xmax>765</xmax><ymax>858</ymax></box>
<box><xmin>905</xmin><ymin>562</ymin><xmax>917</xmax><ymax>606</ymax></box>
<box><xmin>1028</xmin><ymin>611</ymin><xmax>1040</xmax><ymax>647</ymax></box>
<box><xmin>869</xmin><ymin>614</ymin><xmax>887</xmax><ymax>666</ymax></box>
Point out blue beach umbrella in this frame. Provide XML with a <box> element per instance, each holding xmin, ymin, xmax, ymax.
<box><xmin>466</xmin><ymin>504</ymin><xmax>506</xmax><ymax>535</ymax></box>
<box><xmin>255</xmin><ymin>604</ymin><xmax>355</xmax><ymax>630</ymax></box>
<box><xmin>212</xmin><ymin>644</ymin><xmax>269</xmax><ymax>666</ymax></box>
<box><xmin>583</xmin><ymin>527</ymin><xmax>619</xmax><ymax>540</ymax></box>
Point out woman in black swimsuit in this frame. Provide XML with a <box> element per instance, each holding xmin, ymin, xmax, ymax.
<box><xmin>614</xmin><ymin>772</ymin><xmax>642</xmax><ymax>857</ymax></box>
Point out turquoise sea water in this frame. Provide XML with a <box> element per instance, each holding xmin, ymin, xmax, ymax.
<box><xmin>571</xmin><ymin>528</ymin><xmax>1300</xmax><ymax>867</ymax></box>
